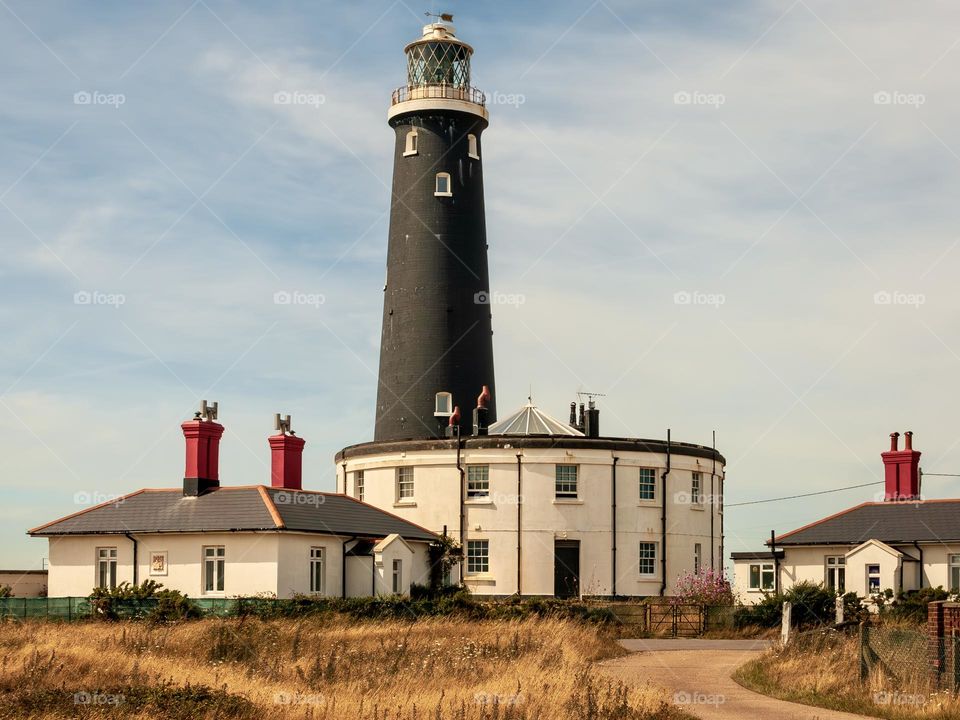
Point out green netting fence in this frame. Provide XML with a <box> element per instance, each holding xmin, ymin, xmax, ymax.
<box><xmin>0</xmin><ymin>597</ymin><xmax>258</xmax><ymax>620</ymax></box>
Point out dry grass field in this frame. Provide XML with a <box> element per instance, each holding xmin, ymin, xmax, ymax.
<box><xmin>0</xmin><ymin>616</ymin><xmax>692</xmax><ymax>720</ymax></box>
<box><xmin>733</xmin><ymin>629</ymin><xmax>960</xmax><ymax>720</ymax></box>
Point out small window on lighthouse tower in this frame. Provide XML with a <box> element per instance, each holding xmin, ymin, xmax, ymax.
<box><xmin>434</xmin><ymin>172</ymin><xmax>453</xmax><ymax>197</ymax></box>
<box><xmin>467</xmin><ymin>134</ymin><xmax>479</xmax><ymax>159</ymax></box>
<box><xmin>403</xmin><ymin>129</ymin><xmax>418</xmax><ymax>157</ymax></box>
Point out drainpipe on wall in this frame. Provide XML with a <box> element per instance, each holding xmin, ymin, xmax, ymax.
<box><xmin>342</xmin><ymin>537</ymin><xmax>356</xmax><ymax>598</ymax></box>
<box><xmin>710</xmin><ymin>430</ymin><xmax>716</xmax><ymax>570</ymax></box>
<box><xmin>340</xmin><ymin>462</ymin><xmax>347</xmax><ymax>495</ymax></box>
<box><xmin>913</xmin><ymin>541</ymin><xmax>924</xmax><ymax>588</ymax></box>
<box><xmin>660</xmin><ymin>429</ymin><xmax>671</xmax><ymax>597</ymax></box>
<box><xmin>720</xmin><ymin>469</ymin><xmax>725</xmax><ymax>576</ymax></box>
<box><xmin>770</xmin><ymin>530</ymin><xmax>780</xmax><ymax>594</ymax></box>
<box><xmin>125</xmin><ymin>533</ymin><xmax>138</xmax><ymax>585</ymax></box>
<box><xmin>516</xmin><ymin>452</ymin><xmax>522</xmax><ymax>596</ymax></box>
<box><xmin>456</xmin><ymin>426</ymin><xmax>464</xmax><ymax>585</ymax></box>
<box><xmin>611</xmin><ymin>455</ymin><xmax>619</xmax><ymax>599</ymax></box>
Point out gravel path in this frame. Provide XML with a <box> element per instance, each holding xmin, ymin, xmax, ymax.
<box><xmin>598</xmin><ymin>639</ymin><xmax>875</xmax><ymax>720</ymax></box>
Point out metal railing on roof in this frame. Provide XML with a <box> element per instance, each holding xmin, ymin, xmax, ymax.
<box><xmin>391</xmin><ymin>84</ymin><xmax>486</xmax><ymax>107</ymax></box>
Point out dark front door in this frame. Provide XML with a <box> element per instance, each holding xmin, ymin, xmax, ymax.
<box><xmin>554</xmin><ymin>540</ymin><xmax>580</xmax><ymax>598</ymax></box>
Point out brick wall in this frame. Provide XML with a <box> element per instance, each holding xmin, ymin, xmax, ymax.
<box><xmin>928</xmin><ymin>601</ymin><xmax>960</xmax><ymax>689</ymax></box>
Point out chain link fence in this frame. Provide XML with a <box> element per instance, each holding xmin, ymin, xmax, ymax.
<box><xmin>859</xmin><ymin>623</ymin><xmax>934</xmax><ymax>691</ymax></box>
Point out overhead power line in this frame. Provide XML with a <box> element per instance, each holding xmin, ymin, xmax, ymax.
<box><xmin>726</xmin><ymin>481</ymin><xmax>883</xmax><ymax>508</ymax></box>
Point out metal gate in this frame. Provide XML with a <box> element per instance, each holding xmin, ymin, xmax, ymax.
<box><xmin>648</xmin><ymin>603</ymin><xmax>704</xmax><ymax>637</ymax></box>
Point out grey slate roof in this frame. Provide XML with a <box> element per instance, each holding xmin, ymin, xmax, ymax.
<box><xmin>265</xmin><ymin>488</ymin><xmax>435</xmax><ymax>541</ymax></box>
<box><xmin>29</xmin><ymin>487</ymin><xmax>436</xmax><ymax>543</ymax></box>
<box><xmin>774</xmin><ymin>501</ymin><xmax>960</xmax><ymax>546</ymax></box>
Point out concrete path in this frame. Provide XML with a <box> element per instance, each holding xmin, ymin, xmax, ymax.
<box><xmin>599</xmin><ymin>639</ymin><xmax>875</xmax><ymax>720</ymax></box>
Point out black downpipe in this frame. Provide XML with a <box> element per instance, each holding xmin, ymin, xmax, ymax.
<box><xmin>771</xmin><ymin>530</ymin><xmax>780</xmax><ymax>593</ymax></box>
<box><xmin>516</xmin><ymin>453</ymin><xmax>522</xmax><ymax>596</ymax></box>
<box><xmin>611</xmin><ymin>456</ymin><xmax>619</xmax><ymax>598</ymax></box>
<box><xmin>125</xmin><ymin>533</ymin><xmax>138</xmax><ymax>585</ymax></box>
<box><xmin>341</xmin><ymin>462</ymin><xmax>347</xmax><ymax>494</ymax></box>
<box><xmin>913</xmin><ymin>541</ymin><xmax>924</xmax><ymax>588</ymax></box>
<box><xmin>660</xmin><ymin>429</ymin><xmax>671</xmax><ymax>596</ymax></box>
<box><xmin>342</xmin><ymin>536</ymin><xmax>356</xmax><ymax>598</ymax></box>
<box><xmin>456</xmin><ymin>426</ymin><xmax>464</xmax><ymax>585</ymax></box>
<box><xmin>710</xmin><ymin>430</ymin><xmax>716</xmax><ymax>570</ymax></box>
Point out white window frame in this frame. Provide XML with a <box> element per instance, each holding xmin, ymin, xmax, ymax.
<box><xmin>96</xmin><ymin>547</ymin><xmax>117</xmax><ymax>590</ymax></box>
<box><xmin>555</xmin><ymin>464</ymin><xmax>578</xmax><ymax>498</ymax></box>
<box><xmin>403</xmin><ymin>128</ymin><xmax>418</xmax><ymax>156</ymax></box>
<box><xmin>825</xmin><ymin>555</ymin><xmax>846</xmax><ymax>593</ymax></box>
<box><xmin>691</xmin><ymin>471</ymin><xmax>702</xmax><ymax>505</ymax></box>
<box><xmin>392</xmin><ymin>559</ymin><xmax>402</xmax><ymax>594</ymax></box>
<box><xmin>866</xmin><ymin>563</ymin><xmax>881</xmax><ymax>594</ymax></box>
<box><xmin>639</xmin><ymin>541</ymin><xmax>658</xmax><ymax>577</ymax></box>
<box><xmin>310</xmin><ymin>547</ymin><xmax>325</xmax><ymax>594</ymax></box>
<box><xmin>396</xmin><ymin>466</ymin><xmax>414</xmax><ymax>502</ymax></box>
<box><xmin>694</xmin><ymin>543</ymin><xmax>702</xmax><ymax>575</ymax></box>
<box><xmin>466</xmin><ymin>539</ymin><xmax>489</xmax><ymax>574</ymax></box>
<box><xmin>467</xmin><ymin>465</ymin><xmax>490</xmax><ymax>498</ymax></box>
<box><xmin>748</xmin><ymin>562</ymin><xmax>775</xmax><ymax>591</ymax></box>
<box><xmin>638</xmin><ymin>467</ymin><xmax>656</xmax><ymax>501</ymax></box>
<box><xmin>950</xmin><ymin>554</ymin><xmax>960</xmax><ymax>593</ymax></box>
<box><xmin>203</xmin><ymin>545</ymin><xmax>225</xmax><ymax>594</ymax></box>
<box><xmin>354</xmin><ymin>470</ymin><xmax>364</xmax><ymax>502</ymax></box>
<box><xmin>434</xmin><ymin>172</ymin><xmax>452</xmax><ymax>197</ymax></box>
<box><xmin>467</xmin><ymin>133</ymin><xmax>479</xmax><ymax>159</ymax></box>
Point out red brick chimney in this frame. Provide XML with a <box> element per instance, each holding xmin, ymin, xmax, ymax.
<box><xmin>881</xmin><ymin>431</ymin><xmax>921</xmax><ymax>501</ymax></box>
<box><xmin>182</xmin><ymin>401</ymin><xmax>224</xmax><ymax>496</ymax></box>
<box><xmin>269</xmin><ymin>413</ymin><xmax>305</xmax><ymax>490</ymax></box>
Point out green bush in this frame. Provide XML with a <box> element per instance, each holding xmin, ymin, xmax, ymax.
<box><xmin>885</xmin><ymin>586</ymin><xmax>949</xmax><ymax>623</ymax></box>
<box><xmin>89</xmin><ymin>580</ymin><xmax>200</xmax><ymax>621</ymax></box>
<box><xmin>735</xmin><ymin>581</ymin><xmax>840</xmax><ymax>629</ymax></box>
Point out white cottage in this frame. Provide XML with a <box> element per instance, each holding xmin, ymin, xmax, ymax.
<box><xmin>29</xmin><ymin>410</ymin><xmax>436</xmax><ymax>599</ymax></box>
<box><xmin>733</xmin><ymin>432</ymin><xmax>960</xmax><ymax>604</ymax></box>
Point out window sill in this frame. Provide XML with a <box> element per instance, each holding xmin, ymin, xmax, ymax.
<box><xmin>393</xmin><ymin>501</ymin><xmax>417</xmax><ymax>508</ymax></box>
<box><xmin>690</xmin><ymin>505</ymin><xmax>706</xmax><ymax>511</ymax></box>
<box><xmin>468</xmin><ymin>153</ymin><xmax>479</xmax><ymax>160</ymax></box>
<box><xmin>465</xmin><ymin>574</ymin><xmax>496</xmax><ymax>585</ymax></box>
<box><xmin>465</xmin><ymin>498</ymin><xmax>493</xmax><ymax>505</ymax></box>
<box><xmin>553</xmin><ymin>498</ymin><xmax>583</xmax><ymax>505</ymax></box>
<box><xmin>434</xmin><ymin>191</ymin><xmax>453</xmax><ymax>198</ymax></box>
<box><xmin>637</xmin><ymin>500</ymin><xmax>658</xmax><ymax>506</ymax></box>
<box><xmin>637</xmin><ymin>576</ymin><xmax>659</xmax><ymax>582</ymax></box>
<box><xmin>403</xmin><ymin>150</ymin><xmax>418</xmax><ymax>157</ymax></box>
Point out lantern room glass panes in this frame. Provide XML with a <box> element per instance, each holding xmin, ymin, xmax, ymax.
<box><xmin>406</xmin><ymin>41</ymin><xmax>471</xmax><ymax>88</ymax></box>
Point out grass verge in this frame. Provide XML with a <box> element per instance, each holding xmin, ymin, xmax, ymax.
<box><xmin>732</xmin><ymin>629</ymin><xmax>960</xmax><ymax>720</ymax></box>
<box><xmin>0</xmin><ymin>616</ymin><xmax>694</xmax><ymax>719</ymax></box>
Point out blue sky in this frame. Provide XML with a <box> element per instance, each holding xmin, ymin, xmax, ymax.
<box><xmin>2</xmin><ymin>0</ymin><xmax>960</xmax><ymax>570</ymax></box>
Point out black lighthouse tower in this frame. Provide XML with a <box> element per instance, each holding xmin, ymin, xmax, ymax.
<box><xmin>374</xmin><ymin>17</ymin><xmax>496</xmax><ymax>441</ymax></box>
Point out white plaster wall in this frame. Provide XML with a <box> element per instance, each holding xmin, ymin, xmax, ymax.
<box><xmin>374</xmin><ymin>539</ymin><xmax>414</xmax><ymax>595</ymax></box>
<box><xmin>340</xmin><ymin>445</ymin><xmax>723</xmax><ymax>597</ymax></box>
<box><xmin>276</xmin><ymin>534</ymin><xmax>344</xmax><ymax>599</ymax></box>
<box><xmin>345</xmin><ymin>556</ymin><xmax>374</xmax><ymax>597</ymax></box>
<box><xmin>46</xmin><ymin>533</ymin><xmax>282</xmax><ymax>598</ymax></box>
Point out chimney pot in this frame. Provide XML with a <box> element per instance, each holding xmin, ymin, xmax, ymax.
<box><xmin>881</xmin><ymin>431</ymin><xmax>920</xmax><ymax>501</ymax></box>
<box><xmin>182</xmin><ymin>410</ymin><xmax>225</xmax><ymax>496</ymax></box>
<box><xmin>269</xmin><ymin>432</ymin><xmax>306</xmax><ymax>490</ymax></box>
